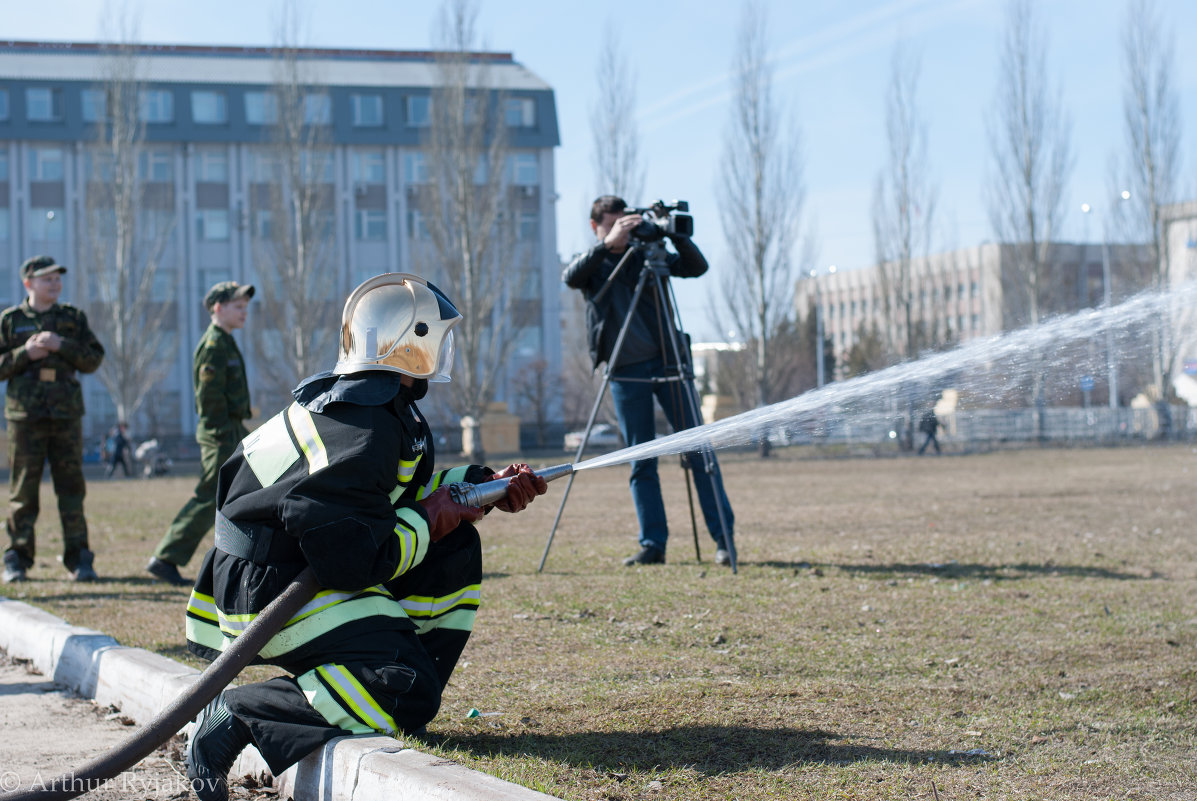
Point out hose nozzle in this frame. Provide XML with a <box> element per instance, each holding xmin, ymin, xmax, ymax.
<box><xmin>447</xmin><ymin>463</ymin><xmax>574</xmax><ymax>508</ymax></box>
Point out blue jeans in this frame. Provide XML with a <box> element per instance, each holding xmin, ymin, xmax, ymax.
<box><xmin>609</xmin><ymin>357</ymin><xmax>735</xmax><ymax>554</ymax></box>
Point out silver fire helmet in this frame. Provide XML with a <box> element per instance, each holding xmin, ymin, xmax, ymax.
<box><xmin>333</xmin><ymin>273</ymin><xmax>462</xmax><ymax>381</ymax></box>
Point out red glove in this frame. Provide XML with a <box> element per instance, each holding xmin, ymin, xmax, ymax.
<box><xmin>419</xmin><ymin>486</ymin><xmax>486</xmax><ymax>541</ymax></box>
<box><xmin>487</xmin><ymin>463</ymin><xmax>548</xmax><ymax>513</ymax></box>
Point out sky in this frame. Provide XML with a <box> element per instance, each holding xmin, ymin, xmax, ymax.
<box><xmin>4</xmin><ymin>0</ymin><xmax>1197</xmax><ymax>340</ymax></box>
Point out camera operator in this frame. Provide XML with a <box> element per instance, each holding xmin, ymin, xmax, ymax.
<box><xmin>563</xmin><ymin>195</ymin><xmax>736</xmax><ymax>567</ymax></box>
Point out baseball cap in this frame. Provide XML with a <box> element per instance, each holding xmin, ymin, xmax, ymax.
<box><xmin>21</xmin><ymin>255</ymin><xmax>67</xmax><ymax>280</ymax></box>
<box><xmin>204</xmin><ymin>281</ymin><xmax>255</xmax><ymax>312</ymax></box>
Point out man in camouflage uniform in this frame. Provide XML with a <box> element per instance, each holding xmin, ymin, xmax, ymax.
<box><xmin>0</xmin><ymin>255</ymin><xmax>105</xmax><ymax>583</ymax></box>
<box><xmin>147</xmin><ymin>281</ymin><xmax>254</xmax><ymax>586</ymax></box>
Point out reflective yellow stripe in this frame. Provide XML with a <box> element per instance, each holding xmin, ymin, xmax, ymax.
<box><xmin>397</xmin><ymin>456</ymin><xmax>420</xmax><ymax>483</ymax></box>
<box><xmin>316</xmin><ymin>664</ymin><xmax>397</xmax><ymax>735</ymax></box>
<box><xmin>409</xmin><ymin>606</ymin><xmax>477</xmax><ymax>635</ymax></box>
<box><xmin>391</xmin><ymin>507</ymin><xmax>429</xmax><ymax>579</ymax></box>
<box><xmin>416</xmin><ymin>466</ymin><xmax>470</xmax><ymax>500</ymax></box>
<box><xmin>186</xmin><ymin>615</ymin><xmax>226</xmax><ymax>653</ymax></box>
<box><xmin>398</xmin><ymin>584</ymin><xmax>480</xmax><ymax>619</ymax></box>
<box><xmin>296</xmin><ymin>669</ymin><xmax>379</xmax><ymax>735</ymax></box>
<box><xmin>201</xmin><ymin>593</ymin><xmax>410</xmax><ymax>660</ymax></box>
<box><xmin>186</xmin><ymin>590</ymin><xmax>218</xmax><ymax>622</ymax></box>
<box><xmin>286</xmin><ymin>403</ymin><xmax>329</xmax><ymax>474</ymax></box>
<box><xmin>241</xmin><ymin>411</ymin><xmax>300</xmax><ymax>487</ymax></box>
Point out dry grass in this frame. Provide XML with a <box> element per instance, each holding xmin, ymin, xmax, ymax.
<box><xmin>2</xmin><ymin>445</ymin><xmax>1196</xmax><ymax>800</ymax></box>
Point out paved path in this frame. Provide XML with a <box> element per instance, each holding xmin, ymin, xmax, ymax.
<box><xmin>0</xmin><ymin>653</ymin><xmax>195</xmax><ymax>800</ymax></box>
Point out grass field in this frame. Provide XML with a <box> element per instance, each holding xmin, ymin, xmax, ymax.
<box><xmin>2</xmin><ymin>445</ymin><xmax>1195</xmax><ymax>800</ymax></box>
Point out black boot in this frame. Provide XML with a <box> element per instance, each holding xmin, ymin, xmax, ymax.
<box><xmin>71</xmin><ymin>548</ymin><xmax>98</xmax><ymax>582</ymax></box>
<box><xmin>186</xmin><ymin>695</ymin><xmax>252</xmax><ymax>801</ymax></box>
<box><xmin>2</xmin><ymin>550</ymin><xmax>26</xmax><ymax>583</ymax></box>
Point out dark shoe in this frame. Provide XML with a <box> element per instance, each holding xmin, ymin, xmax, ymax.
<box><xmin>71</xmin><ymin>548</ymin><xmax>98</xmax><ymax>582</ymax></box>
<box><xmin>2</xmin><ymin>550</ymin><xmax>26</xmax><ymax>583</ymax></box>
<box><xmin>623</xmin><ymin>545</ymin><xmax>665</xmax><ymax>566</ymax></box>
<box><xmin>147</xmin><ymin>557</ymin><xmax>189</xmax><ymax>587</ymax></box>
<box><xmin>186</xmin><ymin>695</ymin><xmax>252</xmax><ymax>801</ymax></box>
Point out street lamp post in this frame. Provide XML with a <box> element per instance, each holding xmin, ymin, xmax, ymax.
<box><xmin>1081</xmin><ymin>191</ymin><xmax>1129</xmax><ymax>410</ymax></box>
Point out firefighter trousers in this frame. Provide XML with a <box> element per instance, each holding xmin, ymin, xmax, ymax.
<box><xmin>222</xmin><ymin>524</ymin><xmax>482</xmax><ymax>775</ymax></box>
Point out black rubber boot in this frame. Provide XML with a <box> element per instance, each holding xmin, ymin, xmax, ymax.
<box><xmin>146</xmin><ymin>556</ymin><xmax>189</xmax><ymax>586</ymax></box>
<box><xmin>2</xmin><ymin>550</ymin><xmax>25</xmax><ymax>583</ymax></box>
<box><xmin>186</xmin><ymin>695</ymin><xmax>253</xmax><ymax>801</ymax></box>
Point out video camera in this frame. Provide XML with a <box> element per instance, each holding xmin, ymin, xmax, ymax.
<box><xmin>627</xmin><ymin>199</ymin><xmax>693</xmax><ymax>243</ymax></box>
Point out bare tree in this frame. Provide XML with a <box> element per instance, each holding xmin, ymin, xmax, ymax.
<box><xmin>986</xmin><ymin>0</ymin><xmax>1073</xmax><ymax>331</ymax></box>
<box><xmin>412</xmin><ymin>0</ymin><xmax>531</xmax><ymax>462</ymax></box>
<box><xmin>872</xmin><ymin>43</ymin><xmax>936</xmax><ymax>363</ymax></box>
<box><xmin>714</xmin><ymin>0</ymin><xmax>808</xmax><ymax>456</ymax></box>
<box><xmin>1114</xmin><ymin>0</ymin><xmax>1182</xmax><ymax>398</ymax></box>
<box><xmin>590</xmin><ymin>23</ymin><xmax>644</xmax><ymax>201</ymax></box>
<box><xmin>248</xmin><ymin>3</ymin><xmax>338</xmax><ymax>411</ymax></box>
<box><xmin>83</xmin><ymin>18</ymin><xmax>177</xmax><ymax>424</ymax></box>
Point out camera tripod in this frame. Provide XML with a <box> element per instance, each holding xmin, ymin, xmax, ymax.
<box><xmin>539</xmin><ymin>241</ymin><xmax>737</xmax><ymax>573</ymax></box>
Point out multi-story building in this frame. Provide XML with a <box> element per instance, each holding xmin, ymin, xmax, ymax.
<box><xmin>0</xmin><ymin>41</ymin><xmax>561</xmax><ymax>449</ymax></box>
<box><xmin>795</xmin><ymin>241</ymin><xmax>1148</xmax><ymax>379</ymax></box>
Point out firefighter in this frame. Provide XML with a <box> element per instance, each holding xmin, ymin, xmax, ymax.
<box><xmin>183</xmin><ymin>274</ymin><xmax>546</xmax><ymax>801</ymax></box>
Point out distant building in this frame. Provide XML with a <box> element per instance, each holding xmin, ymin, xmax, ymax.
<box><xmin>0</xmin><ymin>41</ymin><xmax>561</xmax><ymax>446</ymax></box>
<box><xmin>795</xmin><ymin>241</ymin><xmax>1149</xmax><ymax>380</ymax></box>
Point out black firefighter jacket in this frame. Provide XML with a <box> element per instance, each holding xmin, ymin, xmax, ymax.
<box><xmin>562</xmin><ymin>235</ymin><xmax>708</xmax><ymax>371</ymax></box>
<box><xmin>185</xmin><ymin>372</ymin><xmax>489</xmax><ymax>672</ymax></box>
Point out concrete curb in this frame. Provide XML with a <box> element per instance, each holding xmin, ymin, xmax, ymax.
<box><xmin>0</xmin><ymin>596</ymin><xmax>562</xmax><ymax>801</ymax></box>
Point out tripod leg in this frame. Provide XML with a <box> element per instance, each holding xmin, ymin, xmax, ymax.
<box><xmin>681</xmin><ymin>455</ymin><xmax>701</xmax><ymax>562</ymax></box>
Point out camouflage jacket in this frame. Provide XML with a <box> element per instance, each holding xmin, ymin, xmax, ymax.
<box><xmin>194</xmin><ymin>323</ymin><xmax>251</xmax><ymax>442</ymax></box>
<box><xmin>0</xmin><ymin>299</ymin><xmax>104</xmax><ymax>421</ymax></box>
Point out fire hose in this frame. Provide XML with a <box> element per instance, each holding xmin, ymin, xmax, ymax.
<box><xmin>1</xmin><ymin>464</ymin><xmax>572</xmax><ymax>801</ymax></box>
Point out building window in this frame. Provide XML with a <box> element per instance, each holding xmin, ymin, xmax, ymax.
<box><xmin>406</xmin><ymin>209</ymin><xmax>430</xmax><ymax>240</ymax></box>
<box><xmin>504</xmin><ymin>97</ymin><xmax>535</xmax><ymax>128</ymax></box>
<box><xmin>248</xmin><ymin>151</ymin><xmax>281</xmax><ymax>183</ymax></box>
<box><xmin>352</xmin><ymin>150</ymin><xmax>385</xmax><ymax>185</ymax></box>
<box><xmin>403</xmin><ymin>152</ymin><xmax>428</xmax><ymax>185</ymax></box>
<box><xmin>26</xmin><ymin>88</ymin><xmax>63</xmax><ymax>122</ymax></box>
<box><xmin>0</xmin><ymin>151</ymin><xmax>7</xmax><ymax>181</ymax></box>
<box><xmin>28</xmin><ymin>147</ymin><xmax>65</xmax><ymax>181</ymax></box>
<box><xmin>508</xmin><ymin>153</ymin><xmax>538</xmax><ymax>186</ymax></box>
<box><xmin>0</xmin><ymin>209</ymin><xmax>9</xmax><ymax>241</ymax></box>
<box><xmin>197</xmin><ymin>209</ymin><xmax>230</xmax><ymax>241</ymax></box>
<box><xmin>139</xmin><ymin>90</ymin><xmax>174</xmax><ymax>123</ymax></box>
<box><xmin>971</xmin><ymin>280</ymin><xmax>978</xmax><ymax>297</ymax></box>
<box><xmin>302</xmin><ymin>150</ymin><xmax>335</xmax><ymax>183</ymax></box>
<box><xmin>971</xmin><ymin>314</ymin><xmax>979</xmax><ymax>330</ymax></box>
<box><xmin>517</xmin><ymin>211</ymin><xmax>538</xmax><ymax>242</ymax></box>
<box><xmin>351</xmin><ymin>93</ymin><xmax>384</xmax><ymax>127</ymax></box>
<box><xmin>81</xmin><ymin>89</ymin><xmax>107</xmax><ymax>122</ymax></box>
<box><xmin>0</xmin><ymin>89</ymin><xmax>8</xmax><ymax>120</ymax></box>
<box><xmin>303</xmin><ymin>93</ymin><xmax>331</xmax><ymax>125</ymax></box>
<box><xmin>254</xmin><ymin>210</ymin><xmax>272</xmax><ymax>239</ymax></box>
<box><xmin>244</xmin><ymin>91</ymin><xmax>278</xmax><ymax>125</ymax></box>
<box><xmin>405</xmin><ymin>95</ymin><xmax>430</xmax><ymax>127</ymax></box>
<box><xmin>196</xmin><ymin>148</ymin><xmax>229</xmax><ymax>182</ymax></box>
<box><xmin>355</xmin><ymin>209</ymin><xmax>386</xmax><ymax>241</ymax></box>
<box><xmin>139</xmin><ymin>149</ymin><xmax>173</xmax><ymax>182</ymax></box>
<box><xmin>30</xmin><ymin>209</ymin><xmax>65</xmax><ymax>240</ymax></box>
<box><xmin>191</xmin><ymin>91</ymin><xmax>228</xmax><ymax>124</ymax></box>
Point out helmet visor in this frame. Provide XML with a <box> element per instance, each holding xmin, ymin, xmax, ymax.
<box><xmin>431</xmin><ymin>329</ymin><xmax>455</xmax><ymax>383</ymax></box>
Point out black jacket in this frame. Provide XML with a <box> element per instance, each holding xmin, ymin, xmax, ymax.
<box><xmin>185</xmin><ymin>371</ymin><xmax>488</xmax><ymax>672</ymax></box>
<box><xmin>562</xmin><ymin>236</ymin><xmax>708</xmax><ymax>370</ymax></box>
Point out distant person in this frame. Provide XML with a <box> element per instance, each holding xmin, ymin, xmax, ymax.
<box><xmin>563</xmin><ymin>195</ymin><xmax>735</xmax><ymax>567</ymax></box>
<box><xmin>918</xmin><ymin>408</ymin><xmax>941</xmax><ymax>455</ymax></box>
<box><xmin>0</xmin><ymin>255</ymin><xmax>105</xmax><ymax>583</ymax></box>
<box><xmin>104</xmin><ymin>422</ymin><xmax>131</xmax><ymax>478</ymax></box>
<box><xmin>147</xmin><ymin>281</ymin><xmax>254</xmax><ymax>586</ymax></box>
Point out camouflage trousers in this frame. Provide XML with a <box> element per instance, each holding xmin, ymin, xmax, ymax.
<box><xmin>153</xmin><ymin>427</ymin><xmax>244</xmax><ymax>567</ymax></box>
<box><xmin>5</xmin><ymin>417</ymin><xmax>89</xmax><ymax>571</ymax></box>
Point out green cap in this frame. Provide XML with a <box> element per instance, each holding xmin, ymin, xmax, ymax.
<box><xmin>21</xmin><ymin>255</ymin><xmax>67</xmax><ymax>280</ymax></box>
<box><xmin>204</xmin><ymin>281</ymin><xmax>255</xmax><ymax>312</ymax></box>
